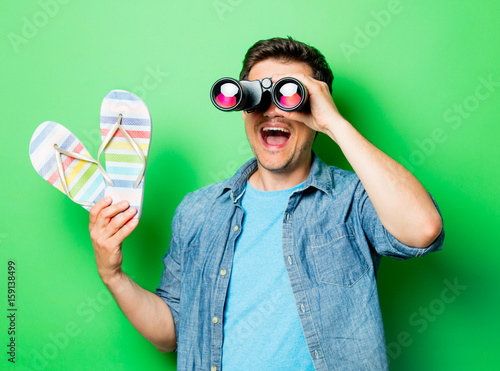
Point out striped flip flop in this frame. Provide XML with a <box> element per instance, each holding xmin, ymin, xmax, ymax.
<box><xmin>98</xmin><ymin>90</ymin><xmax>151</xmax><ymax>220</ymax></box>
<box><xmin>29</xmin><ymin>121</ymin><xmax>105</xmax><ymax>211</ymax></box>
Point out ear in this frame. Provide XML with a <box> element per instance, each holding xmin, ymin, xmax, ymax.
<box><xmin>242</xmin><ymin>111</ymin><xmax>246</xmax><ymax>120</ymax></box>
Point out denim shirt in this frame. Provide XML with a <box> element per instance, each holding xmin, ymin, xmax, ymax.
<box><xmin>155</xmin><ymin>153</ymin><xmax>444</xmax><ymax>371</ymax></box>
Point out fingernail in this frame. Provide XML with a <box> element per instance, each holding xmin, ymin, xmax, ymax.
<box><xmin>127</xmin><ymin>207</ymin><xmax>136</xmax><ymax>214</ymax></box>
<box><xmin>120</xmin><ymin>200</ymin><xmax>128</xmax><ymax>206</ymax></box>
<box><xmin>104</xmin><ymin>196</ymin><xmax>112</xmax><ymax>202</ymax></box>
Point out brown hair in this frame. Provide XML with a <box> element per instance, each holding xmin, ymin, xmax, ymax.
<box><xmin>239</xmin><ymin>37</ymin><xmax>334</xmax><ymax>92</ymax></box>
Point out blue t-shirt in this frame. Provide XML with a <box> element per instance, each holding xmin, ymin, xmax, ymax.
<box><xmin>222</xmin><ymin>181</ymin><xmax>314</xmax><ymax>370</ymax></box>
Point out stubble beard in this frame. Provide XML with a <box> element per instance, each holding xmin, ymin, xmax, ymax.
<box><xmin>249</xmin><ymin>132</ymin><xmax>315</xmax><ymax>174</ymax></box>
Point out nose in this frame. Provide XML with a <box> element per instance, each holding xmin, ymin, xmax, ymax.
<box><xmin>263</xmin><ymin>101</ymin><xmax>284</xmax><ymax>119</ymax></box>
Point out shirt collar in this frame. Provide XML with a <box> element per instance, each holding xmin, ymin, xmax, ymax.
<box><xmin>303</xmin><ymin>152</ymin><xmax>333</xmax><ymax>195</ymax></box>
<box><xmin>219</xmin><ymin>152</ymin><xmax>334</xmax><ymax>203</ymax></box>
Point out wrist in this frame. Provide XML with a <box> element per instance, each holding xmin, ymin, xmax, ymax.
<box><xmin>100</xmin><ymin>268</ymin><xmax>126</xmax><ymax>290</ymax></box>
<box><xmin>322</xmin><ymin>115</ymin><xmax>348</xmax><ymax>143</ymax></box>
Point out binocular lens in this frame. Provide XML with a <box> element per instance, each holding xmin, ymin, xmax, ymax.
<box><xmin>278</xmin><ymin>82</ymin><xmax>302</xmax><ymax>108</ymax></box>
<box><xmin>216</xmin><ymin>83</ymin><xmax>240</xmax><ymax>108</ymax></box>
<box><xmin>273</xmin><ymin>78</ymin><xmax>306</xmax><ymax>111</ymax></box>
<box><xmin>211</xmin><ymin>79</ymin><xmax>242</xmax><ymax>110</ymax></box>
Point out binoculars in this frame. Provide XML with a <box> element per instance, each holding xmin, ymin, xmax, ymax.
<box><xmin>210</xmin><ymin>77</ymin><xmax>309</xmax><ymax>112</ymax></box>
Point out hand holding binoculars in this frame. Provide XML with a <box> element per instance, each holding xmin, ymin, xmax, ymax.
<box><xmin>210</xmin><ymin>77</ymin><xmax>309</xmax><ymax>112</ymax></box>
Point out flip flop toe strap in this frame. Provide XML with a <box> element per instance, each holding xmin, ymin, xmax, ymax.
<box><xmin>97</xmin><ymin>114</ymin><xmax>146</xmax><ymax>189</ymax></box>
<box><xmin>53</xmin><ymin>144</ymin><xmax>98</xmax><ymax>207</ymax></box>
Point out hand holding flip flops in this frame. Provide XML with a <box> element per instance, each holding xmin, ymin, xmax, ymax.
<box><xmin>29</xmin><ymin>90</ymin><xmax>152</xmax><ymax>220</ymax></box>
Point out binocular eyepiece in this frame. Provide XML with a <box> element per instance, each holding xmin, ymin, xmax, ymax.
<box><xmin>210</xmin><ymin>77</ymin><xmax>309</xmax><ymax>112</ymax></box>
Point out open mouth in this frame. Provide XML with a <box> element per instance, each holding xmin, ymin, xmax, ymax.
<box><xmin>261</xmin><ymin>126</ymin><xmax>291</xmax><ymax>147</ymax></box>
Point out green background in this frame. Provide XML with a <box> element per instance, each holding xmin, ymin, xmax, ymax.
<box><xmin>1</xmin><ymin>0</ymin><xmax>499</xmax><ymax>370</ymax></box>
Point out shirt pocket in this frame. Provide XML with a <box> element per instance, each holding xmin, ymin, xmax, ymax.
<box><xmin>310</xmin><ymin>223</ymin><xmax>369</xmax><ymax>287</ymax></box>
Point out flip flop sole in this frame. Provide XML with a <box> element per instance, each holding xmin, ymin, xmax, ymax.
<box><xmin>100</xmin><ymin>90</ymin><xmax>151</xmax><ymax>220</ymax></box>
<box><xmin>29</xmin><ymin>121</ymin><xmax>105</xmax><ymax>211</ymax></box>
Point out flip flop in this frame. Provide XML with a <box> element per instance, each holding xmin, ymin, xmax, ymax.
<box><xmin>98</xmin><ymin>90</ymin><xmax>152</xmax><ymax>220</ymax></box>
<box><xmin>29</xmin><ymin>121</ymin><xmax>105</xmax><ymax>211</ymax></box>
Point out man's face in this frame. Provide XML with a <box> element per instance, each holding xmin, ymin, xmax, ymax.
<box><xmin>243</xmin><ymin>59</ymin><xmax>316</xmax><ymax>175</ymax></box>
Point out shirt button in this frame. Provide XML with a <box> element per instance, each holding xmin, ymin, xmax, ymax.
<box><xmin>288</xmin><ymin>256</ymin><xmax>292</xmax><ymax>265</ymax></box>
<box><xmin>286</xmin><ymin>213</ymin><xmax>290</xmax><ymax>221</ymax></box>
<box><xmin>315</xmin><ymin>350</ymin><xmax>319</xmax><ymax>358</ymax></box>
<box><xmin>211</xmin><ymin>367</ymin><xmax>217</xmax><ymax>371</ymax></box>
<box><xmin>301</xmin><ymin>304</ymin><xmax>305</xmax><ymax>313</ymax></box>
<box><xmin>220</xmin><ymin>269</ymin><xmax>227</xmax><ymax>276</ymax></box>
<box><xmin>234</xmin><ymin>225</ymin><xmax>239</xmax><ymax>232</ymax></box>
<box><xmin>212</xmin><ymin>317</ymin><xmax>219</xmax><ymax>324</ymax></box>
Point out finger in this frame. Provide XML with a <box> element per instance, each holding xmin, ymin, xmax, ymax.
<box><xmin>277</xmin><ymin>110</ymin><xmax>315</xmax><ymax>131</ymax></box>
<box><xmin>91</xmin><ymin>202</ymin><xmax>134</xmax><ymax>244</ymax></box>
<box><xmin>91</xmin><ymin>206</ymin><xmax>136</xmax><ymax>245</ymax></box>
<box><xmin>107</xmin><ymin>214</ymin><xmax>139</xmax><ymax>246</ymax></box>
<box><xmin>279</xmin><ymin>109</ymin><xmax>306</xmax><ymax>122</ymax></box>
<box><xmin>96</xmin><ymin>200</ymin><xmax>131</xmax><ymax>228</ymax></box>
<box><xmin>101</xmin><ymin>206</ymin><xmax>137</xmax><ymax>239</ymax></box>
<box><xmin>89</xmin><ymin>196</ymin><xmax>112</xmax><ymax>230</ymax></box>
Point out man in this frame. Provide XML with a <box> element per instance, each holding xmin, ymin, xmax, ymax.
<box><xmin>89</xmin><ymin>37</ymin><xmax>444</xmax><ymax>370</ymax></box>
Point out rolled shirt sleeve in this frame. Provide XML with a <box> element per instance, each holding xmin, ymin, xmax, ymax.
<box><xmin>356</xmin><ymin>181</ymin><xmax>445</xmax><ymax>259</ymax></box>
<box><xmin>155</xmin><ymin>208</ymin><xmax>182</xmax><ymax>348</ymax></box>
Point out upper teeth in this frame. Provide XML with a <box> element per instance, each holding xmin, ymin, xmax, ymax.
<box><xmin>262</xmin><ymin>127</ymin><xmax>290</xmax><ymax>133</ymax></box>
